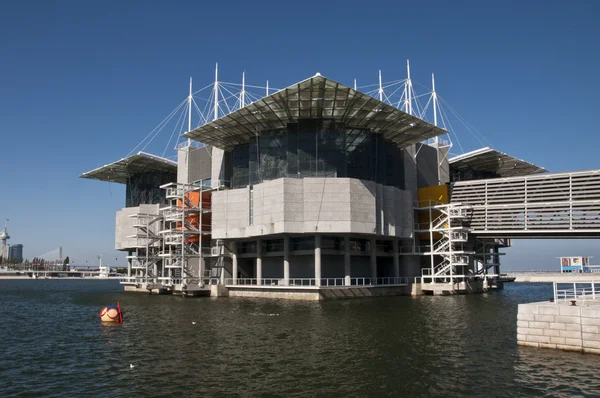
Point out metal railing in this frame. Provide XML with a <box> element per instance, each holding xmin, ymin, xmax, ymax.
<box><xmin>553</xmin><ymin>281</ymin><xmax>600</xmax><ymax>303</ymax></box>
<box><xmin>223</xmin><ymin>277</ymin><xmax>408</xmax><ymax>287</ymax></box>
<box><xmin>418</xmin><ymin>274</ymin><xmax>476</xmax><ymax>284</ymax></box>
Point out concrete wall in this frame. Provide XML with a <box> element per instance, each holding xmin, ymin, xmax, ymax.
<box><xmin>211</xmin><ymin>148</ymin><xmax>231</xmax><ymax>187</ymax></box>
<box><xmin>177</xmin><ymin>145</ymin><xmax>212</xmax><ymax>184</ymax></box>
<box><xmin>226</xmin><ymin>285</ymin><xmax>412</xmax><ymax>301</ymax></box>
<box><xmin>115</xmin><ymin>204</ymin><xmax>160</xmax><ymax>250</ymax></box>
<box><xmin>211</xmin><ymin>177</ymin><xmax>413</xmax><ymax>239</ymax></box>
<box><xmin>403</xmin><ymin>145</ymin><xmax>418</xmax><ymax>201</ymax></box>
<box><xmin>517</xmin><ymin>301</ymin><xmax>600</xmax><ymax>354</ymax></box>
<box><xmin>416</xmin><ymin>143</ymin><xmax>438</xmax><ymax>188</ymax></box>
<box><xmin>415</xmin><ymin>143</ymin><xmax>450</xmax><ymax>187</ymax></box>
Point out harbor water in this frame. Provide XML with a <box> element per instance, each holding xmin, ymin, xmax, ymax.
<box><xmin>1</xmin><ymin>280</ymin><xmax>600</xmax><ymax>396</ymax></box>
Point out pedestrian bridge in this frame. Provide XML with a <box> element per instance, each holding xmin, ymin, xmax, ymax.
<box><xmin>450</xmin><ymin>169</ymin><xmax>600</xmax><ymax>238</ymax></box>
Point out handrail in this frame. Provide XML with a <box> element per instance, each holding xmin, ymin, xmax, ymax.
<box><xmin>553</xmin><ymin>281</ymin><xmax>599</xmax><ymax>303</ymax></box>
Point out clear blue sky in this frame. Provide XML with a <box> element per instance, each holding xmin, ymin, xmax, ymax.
<box><xmin>1</xmin><ymin>0</ymin><xmax>599</xmax><ymax>269</ymax></box>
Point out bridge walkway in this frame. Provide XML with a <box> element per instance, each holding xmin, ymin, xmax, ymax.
<box><xmin>450</xmin><ymin>169</ymin><xmax>600</xmax><ymax>237</ymax></box>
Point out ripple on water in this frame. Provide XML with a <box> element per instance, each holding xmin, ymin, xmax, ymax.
<box><xmin>1</xmin><ymin>281</ymin><xmax>600</xmax><ymax>396</ymax></box>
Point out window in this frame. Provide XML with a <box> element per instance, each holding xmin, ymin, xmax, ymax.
<box><xmin>321</xmin><ymin>236</ymin><xmax>342</xmax><ymax>250</ymax></box>
<box><xmin>228</xmin><ymin>120</ymin><xmax>406</xmax><ymax>189</ymax></box>
<box><xmin>263</xmin><ymin>239</ymin><xmax>284</xmax><ymax>253</ymax></box>
<box><xmin>238</xmin><ymin>241</ymin><xmax>257</xmax><ymax>254</ymax></box>
<box><xmin>291</xmin><ymin>236</ymin><xmax>315</xmax><ymax>251</ymax></box>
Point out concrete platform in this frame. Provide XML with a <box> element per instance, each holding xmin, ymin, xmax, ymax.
<box><xmin>517</xmin><ymin>299</ymin><xmax>600</xmax><ymax>354</ymax></box>
<box><xmin>220</xmin><ymin>284</ymin><xmax>412</xmax><ymax>301</ymax></box>
<box><xmin>419</xmin><ymin>279</ymin><xmax>504</xmax><ymax>295</ymax></box>
<box><xmin>510</xmin><ymin>273</ymin><xmax>600</xmax><ymax>283</ymax></box>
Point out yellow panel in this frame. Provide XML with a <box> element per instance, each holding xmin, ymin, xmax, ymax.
<box><xmin>417</xmin><ymin>185</ymin><xmax>449</xmax><ymax>240</ymax></box>
<box><xmin>417</xmin><ymin>184</ymin><xmax>449</xmax><ymax>206</ymax></box>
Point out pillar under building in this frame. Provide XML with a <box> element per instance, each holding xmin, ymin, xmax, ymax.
<box><xmin>231</xmin><ymin>244</ymin><xmax>238</xmax><ymax>285</ymax></box>
<box><xmin>393</xmin><ymin>239</ymin><xmax>400</xmax><ymax>278</ymax></box>
<box><xmin>283</xmin><ymin>236</ymin><xmax>290</xmax><ymax>286</ymax></box>
<box><xmin>370</xmin><ymin>238</ymin><xmax>377</xmax><ymax>281</ymax></box>
<box><xmin>256</xmin><ymin>239</ymin><xmax>262</xmax><ymax>285</ymax></box>
<box><xmin>315</xmin><ymin>235</ymin><xmax>321</xmax><ymax>286</ymax></box>
<box><xmin>344</xmin><ymin>236</ymin><xmax>351</xmax><ymax>286</ymax></box>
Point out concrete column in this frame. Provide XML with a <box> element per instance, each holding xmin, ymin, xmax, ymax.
<box><xmin>493</xmin><ymin>247</ymin><xmax>500</xmax><ymax>275</ymax></box>
<box><xmin>344</xmin><ymin>236</ymin><xmax>351</xmax><ymax>286</ymax></box>
<box><xmin>127</xmin><ymin>252</ymin><xmax>132</xmax><ymax>278</ymax></box>
<box><xmin>283</xmin><ymin>236</ymin><xmax>290</xmax><ymax>286</ymax></box>
<box><xmin>370</xmin><ymin>238</ymin><xmax>377</xmax><ymax>282</ymax></box>
<box><xmin>256</xmin><ymin>239</ymin><xmax>262</xmax><ymax>285</ymax></box>
<box><xmin>315</xmin><ymin>235</ymin><xmax>321</xmax><ymax>287</ymax></box>
<box><xmin>232</xmin><ymin>242</ymin><xmax>238</xmax><ymax>285</ymax></box>
<box><xmin>393</xmin><ymin>239</ymin><xmax>400</xmax><ymax>278</ymax></box>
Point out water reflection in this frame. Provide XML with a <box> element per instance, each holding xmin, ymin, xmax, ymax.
<box><xmin>1</xmin><ymin>280</ymin><xmax>600</xmax><ymax>396</ymax></box>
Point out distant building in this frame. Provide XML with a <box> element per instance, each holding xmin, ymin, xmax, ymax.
<box><xmin>560</xmin><ymin>256</ymin><xmax>600</xmax><ymax>273</ymax></box>
<box><xmin>8</xmin><ymin>244</ymin><xmax>23</xmax><ymax>262</ymax></box>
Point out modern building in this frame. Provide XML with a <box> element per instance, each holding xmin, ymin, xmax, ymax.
<box><xmin>8</xmin><ymin>244</ymin><xmax>23</xmax><ymax>263</ymax></box>
<box><xmin>559</xmin><ymin>256</ymin><xmax>600</xmax><ymax>273</ymax></box>
<box><xmin>81</xmin><ymin>71</ymin><xmax>600</xmax><ymax>299</ymax></box>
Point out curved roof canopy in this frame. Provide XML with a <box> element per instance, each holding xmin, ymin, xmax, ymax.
<box><xmin>449</xmin><ymin>147</ymin><xmax>547</xmax><ymax>177</ymax></box>
<box><xmin>183</xmin><ymin>74</ymin><xmax>447</xmax><ymax>151</ymax></box>
<box><xmin>79</xmin><ymin>152</ymin><xmax>177</xmax><ymax>184</ymax></box>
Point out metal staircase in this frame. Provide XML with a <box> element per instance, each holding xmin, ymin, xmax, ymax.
<box><xmin>121</xmin><ymin>178</ymin><xmax>231</xmax><ymax>293</ymax></box>
<box><xmin>126</xmin><ymin>213</ymin><xmax>163</xmax><ymax>286</ymax></box>
<box><xmin>417</xmin><ymin>201</ymin><xmax>474</xmax><ymax>284</ymax></box>
<box><xmin>158</xmin><ymin>181</ymin><xmax>208</xmax><ymax>289</ymax></box>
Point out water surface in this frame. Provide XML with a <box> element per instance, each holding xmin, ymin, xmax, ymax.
<box><xmin>1</xmin><ymin>280</ymin><xmax>599</xmax><ymax>397</ymax></box>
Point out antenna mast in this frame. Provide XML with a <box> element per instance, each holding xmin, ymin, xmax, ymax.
<box><xmin>354</xmin><ymin>79</ymin><xmax>357</xmax><ymax>91</ymax></box>
<box><xmin>266</xmin><ymin>80</ymin><xmax>269</xmax><ymax>97</ymax></box>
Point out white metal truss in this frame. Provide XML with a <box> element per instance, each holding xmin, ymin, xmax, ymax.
<box><xmin>124</xmin><ymin>61</ymin><xmax>489</xmax><ymax>177</ymax></box>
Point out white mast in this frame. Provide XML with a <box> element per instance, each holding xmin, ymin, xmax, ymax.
<box><xmin>354</xmin><ymin>79</ymin><xmax>357</xmax><ymax>91</ymax></box>
<box><xmin>187</xmin><ymin>77</ymin><xmax>192</xmax><ymax>145</ymax></box>
<box><xmin>266</xmin><ymin>80</ymin><xmax>269</xmax><ymax>97</ymax></box>
<box><xmin>406</xmin><ymin>60</ymin><xmax>412</xmax><ymax>115</ymax></box>
<box><xmin>213</xmin><ymin>63</ymin><xmax>219</xmax><ymax>121</ymax></box>
<box><xmin>241</xmin><ymin>71</ymin><xmax>246</xmax><ymax>108</ymax></box>
<box><xmin>378</xmin><ymin>70</ymin><xmax>383</xmax><ymax>101</ymax></box>
<box><xmin>432</xmin><ymin>73</ymin><xmax>438</xmax><ymax>127</ymax></box>
<box><xmin>432</xmin><ymin>72</ymin><xmax>441</xmax><ymax>185</ymax></box>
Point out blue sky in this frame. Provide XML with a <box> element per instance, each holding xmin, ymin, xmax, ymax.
<box><xmin>1</xmin><ymin>0</ymin><xmax>599</xmax><ymax>269</ymax></box>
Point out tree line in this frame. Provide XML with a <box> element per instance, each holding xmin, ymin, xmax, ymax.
<box><xmin>0</xmin><ymin>256</ymin><xmax>71</xmax><ymax>271</ymax></box>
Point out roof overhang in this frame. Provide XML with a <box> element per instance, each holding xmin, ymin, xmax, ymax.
<box><xmin>449</xmin><ymin>147</ymin><xmax>547</xmax><ymax>177</ymax></box>
<box><xmin>183</xmin><ymin>74</ymin><xmax>447</xmax><ymax>151</ymax></box>
<box><xmin>79</xmin><ymin>152</ymin><xmax>177</xmax><ymax>184</ymax></box>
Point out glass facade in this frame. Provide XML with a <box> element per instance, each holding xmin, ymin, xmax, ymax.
<box><xmin>126</xmin><ymin>171</ymin><xmax>177</xmax><ymax>207</ymax></box>
<box><xmin>231</xmin><ymin>119</ymin><xmax>405</xmax><ymax>189</ymax></box>
<box><xmin>450</xmin><ymin>168</ymin><xmax>499</xmax><ymax>182</ymax></box>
